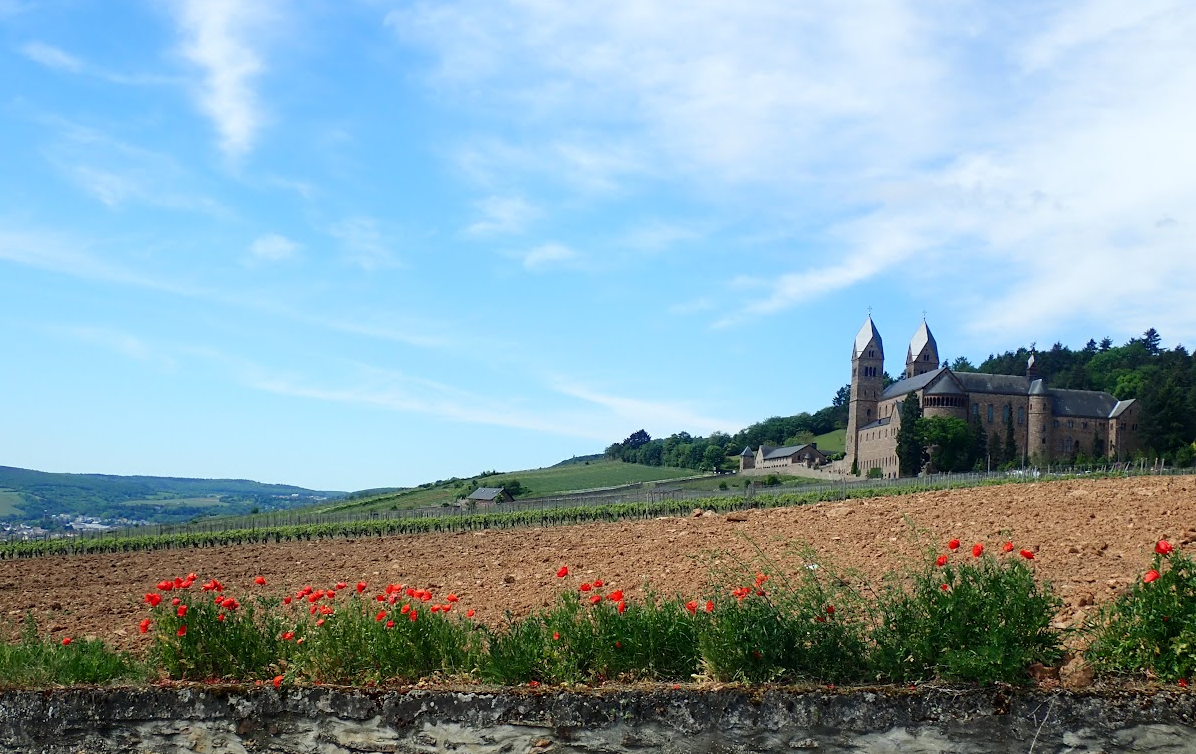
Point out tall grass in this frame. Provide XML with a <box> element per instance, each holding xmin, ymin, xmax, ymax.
<box><xmin>0</xmin><ymin>615</ymin><xmax>146</xmax><ymax>688</ymax></box>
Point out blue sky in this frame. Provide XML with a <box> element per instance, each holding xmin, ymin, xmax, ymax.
<box><xmin>2</xmin><ymin>1</ymin><xmax>1195</xmax><ymax>491</ymax></box>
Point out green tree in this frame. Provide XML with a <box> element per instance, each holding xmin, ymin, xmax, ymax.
<box><xmin>896</xmin><ymin>395</ymin><xmax>925</xmax><ymax>477</ymax></box>
<box><xmin>920</xmin><ymin>416</ymin><xmax>973</xmax><ymax>472</ymax></box>
<box><xmin>971</xmin><ymin>419</ymin><xmax>988</xmax><ymax>470</ymax></box>
<box><xmin>989</xmin><ymin>431</ymin><xmax>1004</xmax><ymax>467</ymax></box>
<box><xmin>702</xmin><ymin>444</ymin><xmax>726</xmax><ymax>471</ymax></box>
<box><xmin>1003</xmin><ymin>409</ymin><xmax>1018</xmax><ymax>466</ymax></box>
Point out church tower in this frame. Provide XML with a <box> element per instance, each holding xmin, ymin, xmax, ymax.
<box><xmin>846</xmin><ymin>315</ymin><xmax>884</xmax><ymax>471</ymax></box>
<box><xmin>906</xmin><ymin>319</ymin><xmax>939</xmax><ymax>378</ymax></box>
<box><xmin>1027</xmin><ymin>352</ymin><xmax>1051</xmax><ymax>465</ymax></box>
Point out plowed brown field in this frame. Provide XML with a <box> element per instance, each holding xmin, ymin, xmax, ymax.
<box><xmin>2</xmin><ymin>476</ymin><xmax>1194</xmax><ymax>652</ymax></box>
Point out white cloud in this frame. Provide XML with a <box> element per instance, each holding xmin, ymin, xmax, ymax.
<box><xmin>247</xmin><ymin>233</ymin><xmax>298</xmax><ymax>263</ymax></box>
<box><xmin>20</xmin><ymin>41</ymin><xmax>83</xmax><ymax>72</ymax></box>
<box><xmin>521</xmin><ymin>242</ymin><xmax>579</xmax><ymax>271</ymax></box>
<box><xmin>329</xmin><ymin>217</ymin><xmax>399</xmax><ymax>270</ymax></box>
<box><xmin>552</xmin><ymin>382</ymin><xmax>741</xmax><ymax>439</ymax></box>
<box><xmin>466</xmin><ymin>195</ymin><xmax>540</xmax><ymax>236</ymax></box>
<box><xmin>173</xmin><ymin>0</ymin><xmax>269</xmax><ymax>157</ymax></box>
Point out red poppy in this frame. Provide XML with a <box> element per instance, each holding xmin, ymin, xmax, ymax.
<box><xmin>590</xmin><ymin>595</ymin><xmax>602</xmax><ymax>605</ymax></box>
<box><xmin>617</xmin><ymin>600</ymin><xmax>626</xmax><ymax>614</ymax></box>
<box><xmin>173</xmin><ymin>577</ymin><xmax>184</xmax><ymax>588</ymax></box>
<box><xmin>705</xmin><ymin>600</ymin><xmax>714</xmax><ymax>613</ymax></box>
<box><xmin>686</xmin><ymin>600</ymin><xmax>698</xmax><ymax>615</ymax></box>
<box><xmin>282</xmin><ymin>631</ymin><xmax>294</xmax><ymax>640</ymax></box>
<box><xmin>172</xmin><ymin>597</ymin><xmax>181</xmax><ymax>606</ymax></box>
<box><xmin>177</xmin><ymin>625</ymin><xmax>187</xmax><ymax>637</ymax></box>
<box><xmin>1179</xmin><ymin>679</ymin><xmax>1188</xmax><ymax>688</ymax></box>
<box><xmin>283</xmin><ymin>596</ymin><xmax>292</xmax><ymax>605</ymax></box>
<box><xmin>224</xmin><ymin>598</ymin><xmax>240</xmax><ymax>611</ymax></box>
<box><xmin>732</xmin><ymin>586</ymin><xmax>750</xmax><ymax>600</ymax></box>
<box><xmin>254</xmin><ymin>576</ymin><xmax>267</xmax><ymax>586</ymax></box>
<box><xmin>466</xmin><ymin>608</ymin><xmax>476</xmax><ymax>618</ymax></box>
<box><xmin>608</xmin><ymin>590</ymin><xmax>624</xmax><ymax>602</ymax></box>
<box><xmin>335</xmin><ymin>582</ymin><xmax>347</xmax><ymax>591</ymax></box>
<box><xmin>217</xmin><ymin>614</ymin><xmax>225</xmax><ymax>622</ymax></box>
<box><xmin>409</xmin><ymin>609</ymin><xmax>418</xmax><ymax>622</ymax></box>
<box><xmin>1144</xmin><ymin>570</ymin><xmax>1160</xmax><ymax>583</ymax></box>
<box><xmin>1020</xmin><ymin>549</ymin><xmax>1035</xmax><ymax>560</ymax></box>
<box><xmin>935</xmin><ymin>555</ymin><xmax>948</xmax><ymax>567</ymax></box>
<box><xmin>316</xmin><ymin>618</ymin><xmax>327</xmax><ymax>627</ymax></box>
<box><xmin>61</xmin><ymin>637</ymin><xmax>72</xmax><ymax>646</ymax></box>
<box><xmin>447</xmin><ymin>593</ymin><xmax>459</xmax><ymax>602</ymax></box>
<box><xmin>1002</xmin><ymin>541</ymin><xmax>1014</xmax><ymax>553</ymax></box>
<box><xmin>826</xmin><ymin>604</ymin><xmax>835</xmax><ymax>615</ymax></box>
<box><xmin>593</xmin><ymin>579</ymin><xmax>603</xmax><ymax>588</ymax></box>
<box><xmin>940</xmin><ymin>584</ymin><xmax>949</xmax><ymax>591</ymax></box>
<box><xmin>144</xmin><ymin>593</ymin><xmax>162</xmax><ymax>607</ymax></box>
<box><xmin>579</xmin><ymin>583</ymin><xmax>592</xmax><ymax>592</ymax></box>
<box><xmin>615</xmin><ymin>641</ymin><xmax>622</xmax><ymax>648</ymax></box>
<box><xmin>356</xmin><ymin>581</ymin><xmax>368</xmax><ymax>593</ymax></box>
<box><xmin>528</xmin><ymin>680</ymin><xmax>540</xmax><ymax>688</ymax></box>
<box><xmin>1156</xmin><ymin>540</ymin><xmax>1174</xmax><ymax>555</ymax></box>
<box><xmin>431</xmin><ymin>605</ymin><xmax>441</xmax><ymax>613</ymax></box>
<box><xmin>187</xmin><ymin>573</ymin><xmax>197</xmax><ymax>581</ymax></box>
<box><xmin>553</xmin><ymin>632</ymin><xmax>561</xmax><ymax>641</ymax></box>
<box><xmin>177</xmin><ymin>605</ymin><xmax>187</xmax><ymax>618</ymax></box>
<box><xmin>376</xmin><ymin>610</ymin><xmax>387</xmax><ymax>622</ymax></box>
<box><xmin>972</xmin><ymin>543</ymin><xmax>984</xmax><ymax>558</ymax></box>
<box><xmin>557</xmin><ymin>566</ymin><xmax>569</xmax><ymax>577</ymax></box>
<box><xmin>273</xmin><ymin>675</ymin><xmax>283</xmax><ymax>689</ymax></box>
<box><xmin>755</xmin><ymin>573</ymin><xmax>769</xmax><ymax>587</ymax></box>
<box><xmin>401</xmin><ymin>603</ymin><xmax>411</xmax><ymax>615</ymax></box>
<box><xmin>139</xmin><ymin>619</ymin><xmax>151</xmax><ymax>634</ymax></box>
<box><xmin>948</xmin><ymin>539</ymin><xmax>960</xmax><ymax>551</ymax></box>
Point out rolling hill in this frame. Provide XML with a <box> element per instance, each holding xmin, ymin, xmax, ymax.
<box><xmin>0</xmin><ymin>465</ymin><xmax>343</xmax><ymax>527</ymax></box>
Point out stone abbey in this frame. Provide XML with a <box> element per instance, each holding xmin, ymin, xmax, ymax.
<box><xmin>845</xmin><ymin>317</ymin><xmax>1141</xmax><ymax>477</ymax></box>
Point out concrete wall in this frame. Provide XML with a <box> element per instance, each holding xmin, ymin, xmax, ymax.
<box><xmin>1</xmin><ymin>686</ymin><xmax>1193</xmax><ymax>754</ymax></box>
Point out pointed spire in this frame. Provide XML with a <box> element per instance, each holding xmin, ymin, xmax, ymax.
<box><xmin>853</xmin><ymin>315</ymin><xmax>883</xmax><ymax>358</ymax></box>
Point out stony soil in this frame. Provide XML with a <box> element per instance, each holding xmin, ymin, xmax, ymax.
<box><xmin>1</xmin><ymin>475</ymin><xmax>1193</xmax><ymax>652</ymax></box>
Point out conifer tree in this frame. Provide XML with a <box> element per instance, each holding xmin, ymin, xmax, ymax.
<box><xmin>896</xmin><ymin>395</ymin><xmax>925</xmax><ymax>477</ymax></box>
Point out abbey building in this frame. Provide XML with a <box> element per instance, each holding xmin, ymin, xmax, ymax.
<box><xmin>845</xmin><ymin>317</ymin><xmax>1142</xmax><ymax>477</ymax></box>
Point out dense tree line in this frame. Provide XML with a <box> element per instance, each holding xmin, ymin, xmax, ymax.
<box><xmin>605</xmin><ymin>386</ymin><xmax>851</xmax><ymax>471</ymax></box>
<box><xmin>976</xmin><ymin>328</ymin><xmax>1196</xmax><ymax>465</ymax></box>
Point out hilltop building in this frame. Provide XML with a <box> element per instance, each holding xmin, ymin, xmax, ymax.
<box><xmin>845</xmin><ymin>317</ymin><xmax>1141</xmax><ymax>477</ymax></box>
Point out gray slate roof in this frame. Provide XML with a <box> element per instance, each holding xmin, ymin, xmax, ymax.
<box><xmin>853</xmin><ymin>316</ymin><xmax>882</xmax><ymax>358</ymax></box>
<box><xmin>860</xmin><ymin>416</ymin><xmax>892</xmax><ymax>431</ymax></box>
<box><xmin>881</xmin><ymin>367</ymin><xmax>947</xmax><ymax>400</ymax></box>
<box><xmin>924</xmin><ymin>374</ymin><xmax>965</xmax><ymax>395</ymax></box>
<box><xmin>468</xmin><ymin>487</ymin><xmax>507</xmax><ymax>501</ymax></box>
<box><xmin>908</xmin><ymin>320</ymin><xmax>937</xmax><ymax>359</ymax></box>
<box><xmin>1051</xmin><ymin>389</ymin><xmax>1119</xmax><ymax>418</ymax></box>
<box><xmin>759</xmin><ymin>444</ymin><xmax>824</xmax><ymax>460</ymax></box>
<box><xmin>953</xmin><ymin>372</ymin><xmax>1032</xmax><ymax>396</ymax></box>
<box><xmin>739</xmin><ymin>446</ymin><xmax>754</xmax><ymax>457</ymax></box>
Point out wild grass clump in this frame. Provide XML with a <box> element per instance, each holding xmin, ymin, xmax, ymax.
<box><xmin>871</xmin><ymin>544</ymin><xmax>1063</xmax><ymax>685</ymax></box>
<box><xmin>0</xmin><ymin>615</ymin><xmax>146</xmax><ymax>688</ymax></box>
<box><xmin>1086</xmin><ymin>542</ymin><xmax>1196</xmax><ymax>682</ymax></box>
<box><xmin>698</xmin><ymin>567</ymin><xmax>868</xmax><ymax>684</ymax></box>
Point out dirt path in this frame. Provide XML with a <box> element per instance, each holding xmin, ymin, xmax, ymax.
<box><xmin>2</xmin><ymin>475</ymin><xmax>1193</xmax><ymax>652</ymax></box>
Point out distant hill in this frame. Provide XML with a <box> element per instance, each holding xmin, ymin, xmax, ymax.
<box><xmin>0</xmin><ymin>465</ymin><xmax>344</xmax><ymax>527</ymax></box>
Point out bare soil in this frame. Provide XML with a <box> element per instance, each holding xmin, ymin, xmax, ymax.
<box><xmin>2</xmin><ymin>476</ymin><xmax>1193</xmax><ymax>652</ymax></box>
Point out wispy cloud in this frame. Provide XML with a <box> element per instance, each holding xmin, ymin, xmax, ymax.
<box><xmin>552</xmin><ymin>382</ymin><xmax>741</xmax><ymax>438</ymax></box>
<box><xmin>621</xmin><ymin>220</ymin><xmax>699</xmax><ymax>253</ymax></box>
<box><xmin>247</xmin><ymin>233</ymin><xmax>299</xmax><ymax>263</ymax></box>
<box><xmin>329</xmin><ymin>217</ymin><xmax>400</xmax><ymax>270</ymax></box>
<box><xmin>521</xmin><ymin>242</ymin><xmax>579</xmax><ymax>271</ymax></box>
<box><xmin>20</xmin><ymin>41</ymin><xmax>83</xmax><ymax>72</ymax></box>
<box><xmin>173</xmin><ymin>0</ymin><xmax>269</xmax><ymax>157</ymax></box>
<box><xmin>466</xmin><ymin>195</ymin><xmax>540</xmax><ymax>236</ymax></box>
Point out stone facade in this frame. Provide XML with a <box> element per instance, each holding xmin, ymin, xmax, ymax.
<box><xmin>738</xmin><ymin>443</ymin><xmax>828</xmax><ymax>473</ymax></box>
<box><xmin>845</xmin><ymin>318</ymin><xmax>1142</xmax><ymax>477</ymax></box>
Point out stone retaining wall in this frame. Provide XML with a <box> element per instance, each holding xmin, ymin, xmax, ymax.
<box><xmin>1</xmin><ymin>686</ymin><xmax>1194</xmax><ymax>753</ymax></box>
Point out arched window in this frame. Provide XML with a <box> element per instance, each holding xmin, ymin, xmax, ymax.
<box><xmin>1017</xmin><ymin>407</ymin><xmax>1025</xmax><ymax>425</ymax></box>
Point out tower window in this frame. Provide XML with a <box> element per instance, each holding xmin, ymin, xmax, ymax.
<box><xmin>1018</xmin><ymin>407</ymin><xmax>1024</xmax><ymax>425</ymax></box>
<box><xmin>973</xmin><ymin>403</ymin><xmax>979</xmax><ymax>416</ymax></box>
<box><xmin>987</xmin><ymin>404</ymin><xmax>993</xmax><ymax>423</ymax></box>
